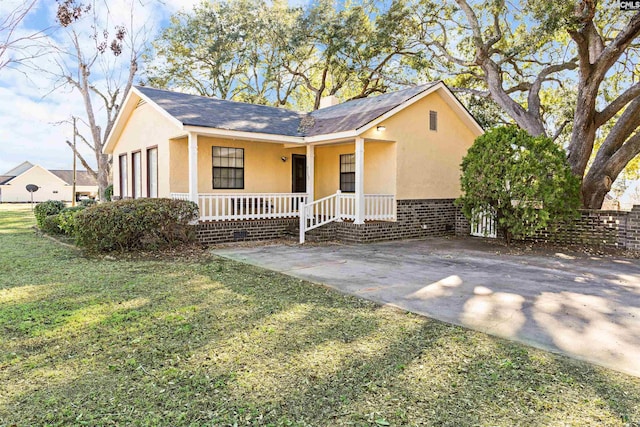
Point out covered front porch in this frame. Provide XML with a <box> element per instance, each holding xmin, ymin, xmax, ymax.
<box><xmin>170</xmin><ymin>131</ymin><xmax>396</xmax><ymax>242</ymax></box>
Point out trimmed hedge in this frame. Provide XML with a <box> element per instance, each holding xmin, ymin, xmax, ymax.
<box><xmin>58</xmin><ymin>206</ymin><xmax>86</xmax><ymax>235</ymax></box>
<box><xmin>41</xmin><ymin>214</ymin><xmax>63</xmax><ymax>234</ymax></box>
<box><xmin>75</xmin><ymin>198</ymin><xmax>199</xmax><ymax>252</ymax></box>
<box><xmin>34</xmin><ymin>200</ymin><xmax>65</xmax><ymax>229</ymax></box>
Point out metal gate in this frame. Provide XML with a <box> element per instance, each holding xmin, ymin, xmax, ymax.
<box><xmin>470</xmin><ymin>207</ymin><xmax>497</xmax><ymax>238</ymax></box>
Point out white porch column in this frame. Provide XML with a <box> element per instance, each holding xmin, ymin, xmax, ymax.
<box><xmin>306</xmin><ymin>144</ymin><xmax>315</xmax><ymax>203</ymax></box>
<box><xmin>354</xmin><ymin>137</ymin><xmax>365</xmax><ymax>224</ymax></box>
<box><xmin>188</xmin><ymin>132</ymin><xmax>198</xmax><ymax>204</ymax></box>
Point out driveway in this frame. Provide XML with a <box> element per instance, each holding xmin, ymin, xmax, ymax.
<box><xmin>213</xmin><ymin>238</ymin><xmax>640</xmax><ymax>377</ymax></box>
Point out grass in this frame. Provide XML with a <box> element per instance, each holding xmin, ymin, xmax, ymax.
<box><xmin>1</xmin><ymin>204</ymin><xmax>640</xmax><ymax>426</ymax></box>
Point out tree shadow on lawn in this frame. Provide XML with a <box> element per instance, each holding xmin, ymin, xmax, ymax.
<box><xmin>2</xmin><ymin>246</ymin><xmax>640</xmax><ymax>426</ymax></box>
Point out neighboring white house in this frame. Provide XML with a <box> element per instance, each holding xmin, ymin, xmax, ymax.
<box><xmin>0</xmin><ymin>161</ymin><xmax>98</xmax><ymax>203</ymax></box>
<box><xmin>619</xmin><ymin>180</ymin><xmax>640</xmax><ymax>211</ymax></box>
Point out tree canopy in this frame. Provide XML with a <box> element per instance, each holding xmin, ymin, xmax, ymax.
<box><xmin>145</xmin><ymin>0</ymin><xmax>640</xmax><ymax>209</ymax></box>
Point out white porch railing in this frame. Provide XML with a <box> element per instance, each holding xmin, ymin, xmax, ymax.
<box><xmin>299</xmin><ymin>191</ymin><xmax>396</xmax><ymax>243</ymax></box>
<box><xmin>171</xmin><ymin>193</ymin><xmax>307</xmax><ymax>221</ymax></box>
<box><xmin>333</xmin><ymin>194</ymin><xmax>396</xmax><ymax>221</ymax></box>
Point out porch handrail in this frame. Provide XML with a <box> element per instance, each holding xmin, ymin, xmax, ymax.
<box><xmin>299</xmin><ymin>192</ymin><xmax>397</xmax><ymax>243</ymax></box>
<box><xmin>299</xmin><ymin>191</ymin><xmax>341</xmax><ymax>243</ymax></box>
<box><xmin>171</xmin><ymin>192</ymin><xmax>308</xmax><ymax>221</ymax></box>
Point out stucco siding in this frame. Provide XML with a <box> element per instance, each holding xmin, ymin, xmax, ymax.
<box><xmin>314</xmin><ymin>141</ymin><xmax>396</xmax><ymax>199</ymax></box>
<box><xmin>170</xmin><ymin>136</ymin><xmax>306</xmax><ymax>194</ymax></box>
<box><xmin>361</xmin><ymin>91</ymin><xmax>478</xmax><ymax>200</ymax></box>
<box><xmin>112</xmin><ymin>102</ymin><xmax>176</xmax><ymax>198</ymax></box>
<box><xmin>0</xmin><ymin>166</ymin><xmax>89</xmax><ymax>202</ymax></box>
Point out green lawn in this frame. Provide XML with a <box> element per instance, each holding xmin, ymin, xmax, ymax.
<box><xmin>1</xmin><ymin>204</ymin><xmax>639</xmax><ymax>426</ymax></box>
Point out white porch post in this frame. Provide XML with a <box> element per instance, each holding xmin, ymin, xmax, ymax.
<box><xmin>306</xmin><ymin>144</ymin><xmax>315</xmax><ymax>203</ymax></box>
<box><xmin>188</xmin><ymin>132</ymin><xmax>198</xmax><ymax>204</ymax></box>
<box><xmin>354</xmin><ymin>137</ymin><xmax>365</xmax><ymax>224</ymax></box>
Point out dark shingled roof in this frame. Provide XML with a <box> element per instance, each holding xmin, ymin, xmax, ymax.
<box><xmin>135</xmin><ymin>82</ymin><xmax>438</xmax><ymax>137</ymax></box>
<box><xmin>136</xmin><ymin>86</ymin><xmax>305</xmax><ymax>136</ymax></box>
<box><xmin>0</xmin><ymin>175</ymin><xmax>14</xmax><ymax>185</ymax></box>
<box><xmin>306</xmin><ymin>83</ymin><xmax>436</xmax><ymax>136</ymax></box>
<box><xmin>50</xmin><ymin>170</ymin><xmax>98</xmax><ymax>186</ymax></box>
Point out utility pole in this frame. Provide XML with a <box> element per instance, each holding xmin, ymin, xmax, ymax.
<box><xmin>72</xmin><ymin>117</ymin><xmax>77</xmax><ymax>207</ymax></box>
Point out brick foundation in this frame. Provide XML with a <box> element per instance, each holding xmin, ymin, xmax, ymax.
<box><xmin>196</xmin><ymin>198</ymin><xmax>460</xmax><ymax>245</ymax></box>
<box><xmin>195</xmin><ymin>203</ymin><xmax>640</xmax><ymax>249</ymax></box>
<box><xmin>196</xmin><ymin>218</ymin><xmax>298</xmax><ymax>245</ymax></box>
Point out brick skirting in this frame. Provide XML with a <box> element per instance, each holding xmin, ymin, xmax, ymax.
<box><xmin>196</xmin><ymin>218</ymin><xmax>298</xmax><ymax>245</ymax></box>
<box><xmin>196</xmin><ymin>198</ymin><xmax>461</xmax><ymax>245</ymax></box>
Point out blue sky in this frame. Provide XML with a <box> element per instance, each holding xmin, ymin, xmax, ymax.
<box><xmin>1</xmin><ymin>0</ymin><xmax>296</xmax><ymax>174</ymax></box>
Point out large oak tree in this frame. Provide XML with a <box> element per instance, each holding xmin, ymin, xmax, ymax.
<box><xmin>414</xmin><ymin>0</ymin><xmax>640</xmax><ymax>208</ymax></box>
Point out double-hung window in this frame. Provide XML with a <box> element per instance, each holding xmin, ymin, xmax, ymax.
<box><xmin>119</xmin><ymin>154</ymin><xmax>128</xmax><ymax>198</ymax></box>
<box><xmin>147</xmin><ymin>147</ymin><xmax>158</xmax><ymax>198</ymax></box>
<box><xmin>213</xmin><ymin>146</ymin><xmax>244</xmax><ymax>189</ymax></box>
<box><xmin>339</xmin><ymin>153</ymin><xmax>355</xmax><ymax>193</ymax></box>
<box><xmin>132</xmin><ymin>151</ymin><xmax>142</xmax><ymax>198</ymax></box>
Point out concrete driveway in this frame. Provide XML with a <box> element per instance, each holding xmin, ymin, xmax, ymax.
<box><xmin>213</xmin><ymin>238</ymin><xmax>640</xmax><ymax>377</ymax></box>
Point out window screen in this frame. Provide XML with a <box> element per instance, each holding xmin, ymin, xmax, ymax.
<box><xmin>340</xmin><ymin>153</ymin><xmax>355</xmax><ymax>193</ymax></box>
<box><xmin>213</xmin><ymin>146</ymin><xmax>244</xmax><ymax>189</ymax></box>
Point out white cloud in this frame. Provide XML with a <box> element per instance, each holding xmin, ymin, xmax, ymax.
<box><xmin>0</xmin><ymin>0</ymin><xmax>309</xmax><ymax>175</ymax></box>
<box><xmin>0</xmin><ymin>0</ymin><xmax>177</xmax><ymax>174</ymax></box>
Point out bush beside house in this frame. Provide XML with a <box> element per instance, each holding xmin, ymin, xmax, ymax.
<box><xmin>74</xmin><ymin>198</ymin><xmax>199</xmax><ymax>252</ymax></box>
<box><xmin>458</xmin><ymin>126</ymin><xmax>581</xmax><ymax>243</ymax></box>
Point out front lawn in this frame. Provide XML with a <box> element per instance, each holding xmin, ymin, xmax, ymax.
<box><xmin>1</xmin><ymin>204</ymin><xmax>639</xmax><ymax>426</ymax></box>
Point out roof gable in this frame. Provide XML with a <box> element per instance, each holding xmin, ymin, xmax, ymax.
<box><xmin>105</xmin><ymin>82</ymin><xmax>483</xmax><ymax>153</ymax></box>
<box><xmin>304</xmin><ymin>84</ymin><xmax>437</xmax><ymax>136</ymax></box>
<box><xmin>3</xmin><ymin>164</ymin><xmax>68</xmax><ymax>186</ymax></box>
<box><xmin>2</xmin><ymin>161</ymin><xmax>34</xmax><ymax>177</ymax></box>
<box><xmin>136</xmin><ymin>86</ymin><xmax>304</xmax><ymax>137</ymax></box>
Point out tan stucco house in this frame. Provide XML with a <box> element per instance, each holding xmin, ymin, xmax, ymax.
<box><xmin>0</xmin><ymin>161</ymin><xmax>98</xmax><ymax>203</ymax></box>
<box><xmin>104</xmin><ymin>82</ymin><xmax>483</xmax><ymax>243</ymax></box>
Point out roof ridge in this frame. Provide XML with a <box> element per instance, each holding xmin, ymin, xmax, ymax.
<box><xmin>135</xmin><ymin>85</ymin><xmax>306</xmax><ymax>117</ymax></box>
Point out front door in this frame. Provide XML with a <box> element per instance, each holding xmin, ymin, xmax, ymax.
<box><xmin>292</xmin><ymin>154</ymin><xmax>306</xmax><ymax>193</ymax></box>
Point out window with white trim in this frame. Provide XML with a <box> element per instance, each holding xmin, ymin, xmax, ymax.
<box><xmin>119</xmin><ymin>154</ymin><xmax>128</xmax><ymax>197</ymax></box>
<box><xmin>213</xmin><ymin>146</ymin><xmax>244</xmax><ymax>189</ymax></box>
<box><xmin>132</xmin><ymin>151</ymin><xmax>142</xmax><ymax>198</ymax></box>
<box><xmin>147</xmin><ymin>147</ymin><xmax>158</xmax><ymax>198</ymax></box>
<box><xmin>340</xmin><ymin>153</ymin><xmax>355</xmax><ymax>193</ymax></box>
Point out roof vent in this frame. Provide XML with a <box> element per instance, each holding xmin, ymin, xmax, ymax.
<box><xmin>319</xmin><ymin>95</ymin><xmax>340</xmax><ymax>109</ymax></box>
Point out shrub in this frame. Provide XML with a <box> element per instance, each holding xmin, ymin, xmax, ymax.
<box><xmin>75</xmin><ymin>198</ymin><xmax>199</xmax><ymax>252</ymax></box>
<box><xmin>104</xmin><ymin>185</ymin><xmax>113</xmax><ymax>202</ymax></box>
<box><xmin>458</xmin><ymin>126</ymin><xmax>581</xmax><ymax>243</ymax></box>
<box><xmin>34</xmin><ymin>200</ymin><xmax>65</xmax><ymax>229</ymax></box>
<box><xmin>41</xmin><ymin>214</ymin><xmax>63</xmax><ymax>234</ymax></box>
<box><xmin>80</xmin><ymin>198</ymin><xmax>97</xmax><ymax>207</ymax></box>
<box><xmin>58</xmin><ymin>206</ymin><xmax>86</xmax><ymax>235</ymax></box>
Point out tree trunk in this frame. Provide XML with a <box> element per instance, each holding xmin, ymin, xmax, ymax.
<box><xmin>567</xmin><ymin>84</ymin><xmax>598</xmax><ymax>179</ymax></box>
<box><xmin>97</xmin><ymin>153</ymin><xmax>111</xmax><ymax>201</ymax></box>
<box><xmin>581</xmin><ymin>172</ymin><xmax>610</xmax><ymax>209</ymax></box>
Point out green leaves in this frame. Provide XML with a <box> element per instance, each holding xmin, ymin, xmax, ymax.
<box><xmin>74</xmin><ymin>198</ymin><xmax>199</xmax><ymax>252</ymax></box>
<box><xmin>458</xmin><ymin>126</ymin><xmax>581</xmax><ymax>242</ymax></box>
<box><xmin>145</xmin><ymin>0</ymin><xmax>421</xmax><ymax>110</ymax></box>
